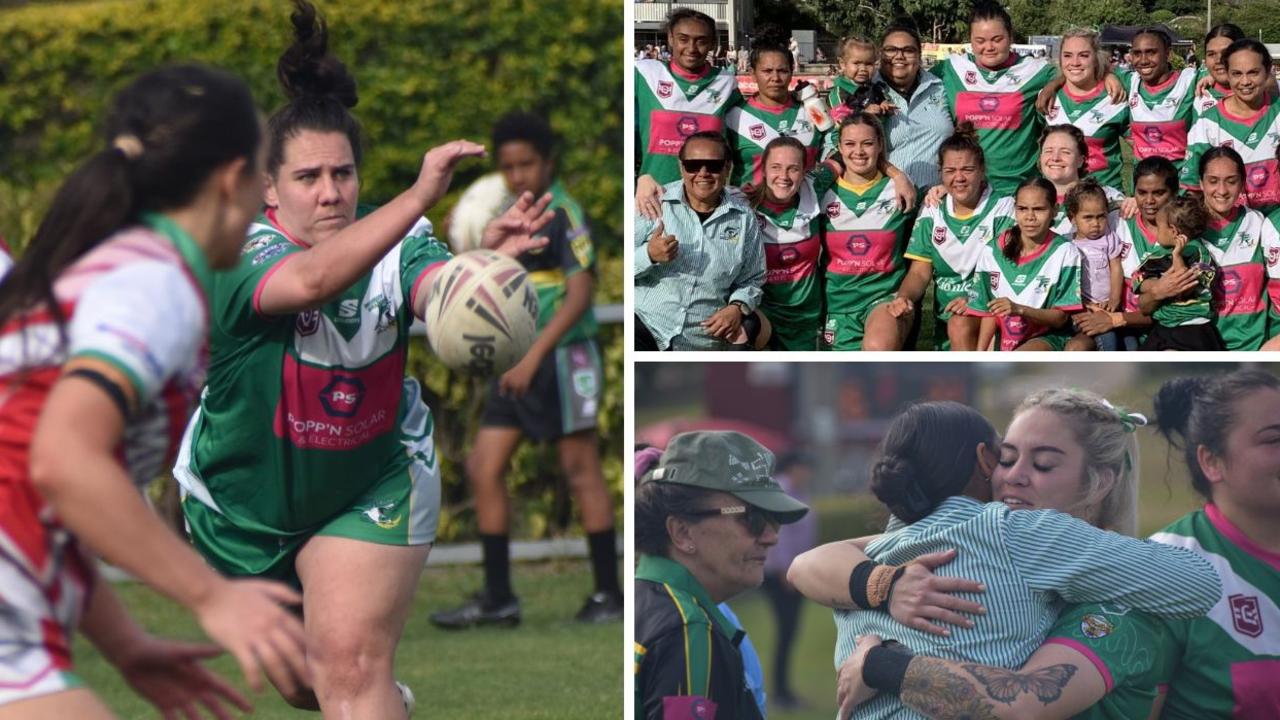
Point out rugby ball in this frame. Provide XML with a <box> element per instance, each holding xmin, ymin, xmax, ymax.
<box><xmin>424</xmin><ymin>250</ymin><xmax>539</xmax><ymax>375</ymax></box>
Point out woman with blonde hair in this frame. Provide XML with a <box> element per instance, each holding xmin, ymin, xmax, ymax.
<box><xmin>1040</xmin><ymin>29</ymin><xmax>1129</xmax><ymax>190</ymax></box>
<box><xmin>789</xmin><ymin>389</ymin><xmax>1222</xmax><ymax>719</ymax></box>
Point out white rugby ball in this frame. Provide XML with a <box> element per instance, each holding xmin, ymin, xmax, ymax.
<box><xmin>424</xmin><ymin>250</ymin><xmax>539</xmax><ymax>375</ymax></box>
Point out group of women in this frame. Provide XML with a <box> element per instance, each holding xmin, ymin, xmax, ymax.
<box><xmin>0</xmin><ymin>1</ymin><xmax>552</xmax><ymax>717</ymax></box>
<box><xmin>635</xmin><ymin>2</ymin><xmax>1280</xmax><ymax>351</ymax></box>
<box><xmin>634</xmin><ymin>368</ymin><xmax>1280</xmax><ymax>718</ymax></box>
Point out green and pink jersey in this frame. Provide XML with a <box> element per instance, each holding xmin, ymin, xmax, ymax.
<box><xmin>1043</xmin><ymin>83</ymin><xmax>1130</xmax><ymax>190</ymax></box>
<box><xmin>1195</xmin><ymin>79</ymin><xmax>1233</xmax><ymax>117</ymax></box>
<box><xmin>971</xmin><ymin>232</ymin><xmax>1083</xmax><ymax>351</ymax></box>
<box><xmin>635</xmin><ymin>59</ymin><xmax>742</xmax><ymax>185</ymax></box>
<box><xmin>934</xmin><ymin>53</ymin><xmax>1056</xmax><ymax>195</ymax></box>
<box><xmin>1116</xmin><ymin>214</ymin><xmax>1165</xmax><ymax>314</ymax></box>
<box><xmin>757</xmin><ymin>167</ymin><xmax>836</xmax><ymax>349</ymax></box>
<box><xmin>820</xmin><ymin>174</ymin><xmax>911</xmax><ymax>316</ymax></box>
<box><xmin>1151</xmin><ymin>505</ymin><xmax>1280</xmax><ymax>719</ymax></box>
<box><xmin>1123</xmin><ymin>67</ymin><xmax>1199</xmax><ymax>167</ymax></box>
<box><xmin>724</xmin><ymin>97</ymin><xmax>827</xmax><ymax>187</ymax></box>
<box><xmin>1182</xmin><ymin>98</ymin><xmax>1280</xmax><ymax>212</ymax></box>
<box><xmin>827</xmin><ymin>76</ymin><xmax>865</xmax><ymax>124</ymax></box>
<box><xmin>1200</xmin><ymin>207</ymin><xmax>1280</xmax><ymax>350</ymax></box>
<box><xmin>176</xmin><ymin>209</ymin><xmax>450</xmax><ymax>534</ymax></box>
<box><xmin>904</xmin><ymin>187</ymin><xmax>1015</xmax><ymax>316</ymax></box>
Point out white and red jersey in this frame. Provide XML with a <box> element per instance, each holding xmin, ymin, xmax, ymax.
<box><xmin>0</xmin><ymin>216</ymin><xmax>209</xmax><ymax>700</ymax></box>
<box><xmin>0</xmin><ymin>237</ymin><xmax>12</xmax><ymax>284</ymax></box>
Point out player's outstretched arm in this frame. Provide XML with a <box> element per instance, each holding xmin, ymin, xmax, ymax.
<box><xmin>259</xmin><ymin>139</ymin><xmax>486</xmax><ymax>316</ymax></box>
<box><xmin>30</xmin><ymin>358</ymin><xmax>311</xmax><ymax>696</ymax></box>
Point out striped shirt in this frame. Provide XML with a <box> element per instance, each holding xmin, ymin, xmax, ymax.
<box><xmin>833</xmin><ymin>496</ymin><xmax>1222</xmax><ymax>720</ymax></box>
<box><xmin>634</xmin><ymin>181</ymin><xmax>764</xmax><ymax>350</ymax></box>
<box><xmin>879</xmin><ymin>71</ymin><xmax>954</xmax><ymax>191</ymax></box>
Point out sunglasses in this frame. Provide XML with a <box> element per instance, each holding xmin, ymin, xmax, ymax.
<box><xmin>681</xmin><ymin>158</ymin><xmax>727</xmax><ymax>174</ymax></box>
<box><xmin>684</xmin><ymin>505</ymin><xmax>780</xmax><ymax>536</ymax></box>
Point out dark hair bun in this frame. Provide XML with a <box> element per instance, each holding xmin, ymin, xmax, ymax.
<box><xmin>871</xmin><ymin>455</ymin><xmax>933</xmax><ymax>522</ymax></box>
<box><xmin>277</xmin><ymin>0</ymin><xmax>358</xmax><ymax>108</ymax></box>
<box><xmin>1153</xmin><ymin>377</ymin><xmax>1205</xmax><ymax>445</ymax></box>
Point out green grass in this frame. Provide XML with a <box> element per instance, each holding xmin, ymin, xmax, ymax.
<box><xmin>74</xmin><ymin>562</ymin><xmax>621</xmax><ymax>719</ymax></box>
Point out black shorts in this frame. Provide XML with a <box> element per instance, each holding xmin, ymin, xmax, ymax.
<box><xmin>1139</xmin><ymin>322</ymin><xmax>1226</xmax><ymax>351</ymax></box>
<box><xmin>480</xmin><ymin>338</ymin><xmax>602</xmax><ymax>441</ymax></box>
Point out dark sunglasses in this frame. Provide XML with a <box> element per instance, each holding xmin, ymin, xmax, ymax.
<box><xmin>684</xmin><ymin>505</ymin><xmax>780</xmax><ymax>536</ymax></box>
<box><xmin>681</xmin><ymin>158</ymin><xmax>727</xmax><ymax>174</ymax></box>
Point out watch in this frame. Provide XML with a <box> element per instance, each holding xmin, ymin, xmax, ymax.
<box><xmin>729</xmin><ymin>300</ymin><xmax>749</xmax><ymax>316</ymax></box>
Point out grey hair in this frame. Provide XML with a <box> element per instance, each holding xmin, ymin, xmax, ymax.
<box><xmin>1014</xmin><ymin>388</ymin><xmax>1139</xmax><ymax>536</ymax></box>
<box><xmin>1058</xmin><ymin>29</ymin><xmax>1110</xmax><ymax>89</ymax></box>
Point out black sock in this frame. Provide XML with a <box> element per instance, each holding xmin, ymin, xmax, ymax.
<box><xmin>480</xmin><ymin>533</ymin><xmax>513</xmax><ymax>604</ymax></box>
<box><xmin>587</xmin><ymin>529</ymin><xmax>620</xmax><ymax>595</ymax></box>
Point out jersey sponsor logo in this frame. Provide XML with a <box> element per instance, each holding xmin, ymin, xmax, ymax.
<box><xmin>1143</xmin><ymin>126</ymin><xmax>1164</xmax><ymax>143</ymax></box>
<box><xmin>978</xmin><ymin>95</ymin><xmax>1000</xmax><ymax>112</ymax></box>
<box><xmin>359</xmin><ymin>500</ymin><xmax>403</xmax><ymax>530</ymax></box>
<box><xmin>647</xmin><ymin>111</ymin><xmax>724</xmax><ymax>156</ymax></box>
<box><xmin>932</xmin><ymin>226</ymin><xmax>948</xmax><ymax>245</ymax></box>
<box><xmin>662</xmin><ymin>695</ymin><xmax>717</xmax><ymax>719</ymax></box>
<box><xmin>242</xmin><ymin>235</ymin><xmax>274</xmax><ymax>255</ymax></box>
<box><xmin>846</xmin><ymin>234</ymin><xmax>872</xmax><ymax>256</ymax></box>
<box><xmin>364</xmin><ymin>294</ymin><xmax>396</xmax><ymax>333</ymax></box>
<box><xmin>1231</xmin><ymin>594</ymin><xmax>1264</xmax><ymax>638</ymax></box>
<box><xmin>572</xmin><ymin>367</ymin><xmax>598</xmax><ymax>399</ymax></box>
<box><xmin>657</xmin><ymin>80</ymin><xmax>674</xmax><ymax>98</ymax></box>
<box><xmin>955</xmin><ymin>92</ymin><xmax>1024</xmax><ymax>130</ymax></box>
<box><xmin>251</xmin><ymin>243</ymin><xmax>288</xmax><ymax>266</ymax></box>
<box><xmin>1080</xmin><ymin>613</ymin><xmax>1114</xmax><ymax>638</ymax></box>
<box><xmin>825</xmin><ymin>201</ymin><xmax>842</xmax><ymax>219</ymax></box>
<box><xmin>1248</xmin><ymin>132</ymin><xmax>1259</xmax><ymax>144</ymax></box>
<box><xmin>1222</xmin><ymin>268</ymin><xmax>1243</xmax><ymax>296</ymax></box>
<box><xmin>296</xmin><ymin>310</ymin><xmax>320</xmax><ymax>336</ymax></box>
<box><xmin>320</xmin><ymin>375</ymin><xmax>364</xmax><ymax>418</ymax></box>
<box><xmin>337</xmin><ymin>298</ymin><xmax>360</xmax><ymax>320</ymax></box>
<box><xmin>749</xmin><ymin>123</ymin><xmax>766</xmax><ymax>141</ymax></box>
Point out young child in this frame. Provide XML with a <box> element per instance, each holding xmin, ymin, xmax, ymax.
<box><xmin>828</xmin><ymin>37</ymin><xmax>880</xmax><ymax>122</ymax></box>
<box><xmin>1132</xmin><ymin>195</ymin><xmax>1224</xmax><ymax>350</ymax></box>
<box><xmin>1064</xmin><ymin>179</ymin><xmax>1124</xmax><ymax>351</ymax></box>
<box><xmin>972</xmin><ymin>177</ymin><xmax>1084</xmax><ymax>351</ymax></box>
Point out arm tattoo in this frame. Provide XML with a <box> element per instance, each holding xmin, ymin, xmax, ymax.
<box><xmin>963</xmin><ymin>663</ymin><xmax>1078</xmax><ymax>704</ymax></box>
<box><xmin>901</xmin><ymin>658</ymin><xmax>1000</xmax><ymax>720</ymax></box>
<box><xmin>900</xmin><ymin>658</ymin><xmax>1079</xmax><ymax>719</ymax></box>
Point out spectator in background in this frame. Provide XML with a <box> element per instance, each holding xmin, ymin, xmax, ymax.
<box><xmin>761</xmin><ymin>452</ymin><xmax>819</xmax><ymax>710</ymax></box>
<box><xmin>789</xmin><ymin>36</ymin><xmax>800</xmax><ymax>67</ymax></box>
<box><xmin>634</xmin><ymin>131</ymin><xmax>765</xmax><ymax>350</ymax></box>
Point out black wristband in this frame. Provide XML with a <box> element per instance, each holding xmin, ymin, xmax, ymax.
<box><xmin>848</xmin><ymin>560</ymin><xmax>878</xmax><ymax>609</ymax></box>
<box><xmin>885</xmin><ymin>564</ymin><xmax>907</xmax><ymax>603</ymax></box>
<box><xmin>863</xmin><ymin>646</ymin><xmax>913</xmax><ymax>695</ymax></box>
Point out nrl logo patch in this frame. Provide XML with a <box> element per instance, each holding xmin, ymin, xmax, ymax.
<box><xmin>932</xmin><ymin>226</ymin><xmax>947</xmax><ymax>245</ymax></box>
<box><xmin>825</xmin><ymin>201</ymin><xmax>842</xmax><ymax>219</ymax></box>
<box><xmin>749</xmin><ymin>123</ymin><xmax>766</xmax><ymax>141</ymax></box>
<box><xmin>964</xmin><ymin>70</ymin><xmax>977</xmax><ymax>85</ymax></box>
<box><xmin>657</xmin><ymin>80</ymin><xmax>674</xmax><ymax>99</ymax></box>
<box><xmin>1230</xmin><ymin>594</ymin><xmax>1263</xmax><ymax>638</ymax></box>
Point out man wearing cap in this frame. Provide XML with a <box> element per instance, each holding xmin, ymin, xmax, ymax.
<box><xmin>633</xmin><ymin>431</ymin><xmax>809</xmax><ymax>719</ymax></box>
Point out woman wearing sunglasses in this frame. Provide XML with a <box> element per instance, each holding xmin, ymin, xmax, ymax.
<box><xmin>633</xmin><ymin>431</ymin><xmax>809</xmax><ymax>719</ymax></box>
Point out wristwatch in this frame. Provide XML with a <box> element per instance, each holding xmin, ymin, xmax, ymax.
<box><xmin>729</xmin><ymin>300</ymin><xmax>749</xmax><ymax>316</ymax></box>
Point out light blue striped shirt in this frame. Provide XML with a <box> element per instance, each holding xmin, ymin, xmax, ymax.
<box><xmin>834</xmin><ymin>496</ymin><xmax>1222</xmax><ymax>719</ymax></box>
<box><xmin>634</xmin><ymin>181</ymin><xmax>764</xmax><ymax>350</ymax></box>
<box><xmin>879</xmin><ymin>70</ymin><xmax>953</xmax><ymax>192</ymax></box>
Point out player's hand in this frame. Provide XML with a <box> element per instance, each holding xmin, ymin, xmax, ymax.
<box><xmin>499</xmin><ymin>355</ymin><xmax>539</xmax><ymax>398</ymax></box>
<box><xmin>1150</xmin><ymin>266</ymin><xmax>1200</xmax><ymax>300</ymax></box>
<box><xmin>636</xmin><ymin>174</ymin><xmax>663</xmax><ymax>220</ymax></box>
<box><xmin>1073</xmin><ymin>308</ymin><xmax>1116</xmax><ymax>336</ymax></box>
<box><xmin>1120</xmin><ymin>196</ymin><xmax>1139</xmax><ymax>219</ymax></box>
<box><xmin>1194</xmin><ymin>72</ymin><xmax>1214</xmax><ymax>98</ymax></box>
<box><xmin>886</xmin><ymin>296</ymin><xmax>913</xmax><ymax>318</ymax></box>
<box><xmin>988</xmin><ymin>298</ymin><xmax>1019</xmax><ymax>317</ymax></box>
<box><xmin>877</xmin><ymin>101</ymin><xmax>898</xmax><ymax>115</ymax></box>
<box><xmin>923</xmin><ymin>184</ymin><xmax>947</xmax><ymax>209</ymax></box>
<box><xmin>887</xmin><ymin>549</ymin><xmax>986</xmax><ymax>637</ymax></box>
<box><xmin>646</xmin><ymin>221</ymin><xmax>679</xmax><ymax>263</ymax></box>
<box><xmin>701</xmin><ymin>305</ymin><xmax>743</xmax><ymax>340</ymax></box>
<box><xmin>1034</xmin><ymin>75</ymin><xmax>1066</xmax><ymax>114</ymax></box>
<box><xmin>193</xmin><ymin>579</ymin><xmax>309</xmax><ymax>697</ymax></box>
<box><xmin>412</xmin><ymin>140</ymin><xmax>488</xmax><ymax>210</ymax></box>
<box><xmin>116</xmin><ymin>634</ymin><xmax>252</xmax><ymax>720</ymax></box>
<box><xmin>483</xmin><ymin>191</ymin><xmax>554</xmax><ymax>256</ymax></box>
<box><xmin>891</xmin><ymin>172</ymin><xmax>916</xmax><ymax>212</ymax></box>
<box><xmin>836</xmin><ymin>634</ymin><xmax>882</xmax><ymax>718</ymax></box>
<box><xmin>1103</xmin><ymin>297</ymin><xmax>1121</xmax><ymax>313</ymax></box>
<box><xmin>943</xmin><ymin>297</ymin><xmax>971</xmax><ymax>316</ymax></box>
<box><xmin>1104</xmin><ymin>72</ymin><xmax>1127</xmax><ymax>104</ymax></box>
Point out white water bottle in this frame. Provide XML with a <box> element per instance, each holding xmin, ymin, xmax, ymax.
<box><xmin>796</xmin><ymin>84</ymin><xmax>834</xmax><ymax>132</ymax></box>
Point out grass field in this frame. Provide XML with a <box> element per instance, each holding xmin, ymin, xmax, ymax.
<box><xmin>74</xmin><ymin>561</ymin><xmax>621</xmax><ymax>719</ymax></box>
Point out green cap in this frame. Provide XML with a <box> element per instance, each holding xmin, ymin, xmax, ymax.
<box><xmin>643</xmin><ymin>431</ymin><xmax>810</xmax><ymax>524</ymax></box>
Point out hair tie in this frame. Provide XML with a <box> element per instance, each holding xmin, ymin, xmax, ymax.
<box><xmin>112</xmin><ymin>135</ymin><xmax>144</xmax><ymax>161</ymax></box>
<box><xmin>1101</xmin><ymin>398</ymin><xmax>1148</xmax><ymax>433</ymax></box>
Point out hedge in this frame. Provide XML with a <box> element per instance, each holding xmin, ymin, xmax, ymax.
<box><xmin>0</xmin><ymin>0</ymin><xmax>624</xmax><ymax>542</ymax></box>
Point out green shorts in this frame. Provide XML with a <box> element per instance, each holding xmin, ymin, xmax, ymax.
<box><xmin>183</xmin><ymin>385</ymin><xmax>441</xmax><ymax>587</ymax></box>
<box><xmin>821</xmin><ymin>296</ymin><xmax>895</xmax><ymax>350</ymax></box>
<box><xmin>766</xmin><ymin>316</ymin><xmax>821</xmax><ymax>351</ymax></box>
<box><xmin>1022</xmin><ymin>330</ymin><xmax>1073</xmax><ymax>351</ymax></box>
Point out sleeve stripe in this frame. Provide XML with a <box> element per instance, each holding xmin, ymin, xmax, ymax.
<box><xmin>410</xmin><ymin>259</ymin><xmax>450</xmax><ymax>311</ymax></box>
<box><xmin>903</xmin><ymin>253</ymin><xmax>933</xmax><ymax>263</ymax></box>
<box><xmin>68</xmin><ymin>350</ymin><xmax>147</xmax><ymax>407</ymax></box>
<box><xmin>1043</xmin><ymin>637</ymin><xmax>1114</xmax><ymax>692</ymax></box>
<box><xmin>251</xmin><ymin>253</ymin><xmax>300</xmax><ymax>317</ymax></box>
